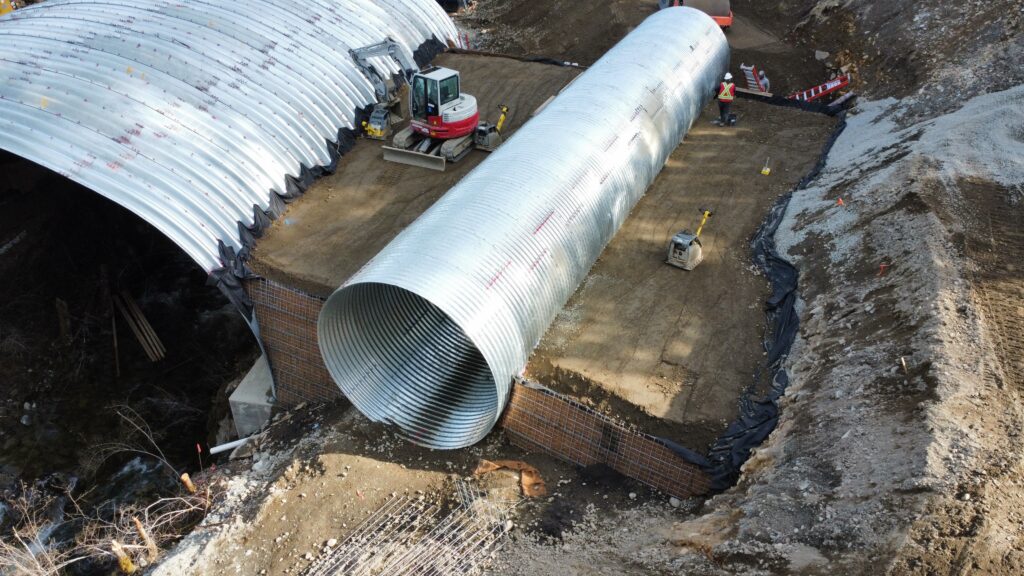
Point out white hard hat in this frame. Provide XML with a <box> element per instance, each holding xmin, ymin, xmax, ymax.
<box><xmin>724</xmin><ymin>72</ymin><xmax>733</xmax><ymax>81</ymax></box>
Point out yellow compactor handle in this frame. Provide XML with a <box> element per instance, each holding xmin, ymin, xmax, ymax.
<box><xmin>0</xmin><ymin>0</ymin><xmax>14</xmax><ymax>15</ymax></box>
<box><xmin>496</xmin><ymin>105</ymin><xmax>509</xmax><ymax>133</ymax></box>
<box><xmin>695</xmin><ymin>210</ymin><xmax>712</xmax><ymax>238</ymax></box>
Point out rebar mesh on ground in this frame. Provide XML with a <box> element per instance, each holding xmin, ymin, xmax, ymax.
<box><xmin>304</xmin><ymin>481</ymin><xmax>513</xmax><ymax>576</ymax></box>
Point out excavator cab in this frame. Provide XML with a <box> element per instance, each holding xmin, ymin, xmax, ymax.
<box><xmin>411</xmin><ymin>70</ymin><xmax>458</xmax><ymax>120</ymax></box>
<box><xmin>408</xmin><ymin>67</ymin><xmax>479</xmax><ymax>139</ymax></box>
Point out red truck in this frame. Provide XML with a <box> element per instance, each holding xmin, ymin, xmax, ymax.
<box><xmin>659</xmin><ymin>0</ymin><xmax>734</xmax><ymax>30</ymax></box>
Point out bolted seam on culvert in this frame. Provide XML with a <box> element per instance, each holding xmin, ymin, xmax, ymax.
<box><xmin>318</xmin><ymin>7</ymin><xmax>730</xmax><ymax>449</ymax></box>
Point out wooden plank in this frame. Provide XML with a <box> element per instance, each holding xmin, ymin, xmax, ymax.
<box><xmin>112</xmin><ymin>304</ymin><xmax>120</xmax><ymax>377</ymax></box>
<box><xmin>120</xmin><ymin>291</ymin><xmax>166</xmax><ymax>359</ymax></box>
<box><xmin>114</xmin><ymin>295</ymin><xmax>160</xmax><ymax>362</ymax></box>
<box><xmin>736</xmin><ymin>86</ymin><xmax>773</xmax><ymax>98</ymax></box>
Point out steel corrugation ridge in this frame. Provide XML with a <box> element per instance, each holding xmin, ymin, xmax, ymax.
<box><xmin>59</xmin><ymin>3</ymin><xmax>346</xmax><ymax>137</ymax></box>
<box><xmin>0</xmin><ymin>38</ymin><xmax>297</xmax><ymax>203</ymax></box>
<box><xmin>319</xmin><ymin>8</ymin><xmax>730</xmax><ymax>449</ymax></box>
<box><xmin>0</xmin><ymin>0</ymin><xmax>460</xmax><ymax>273</ymax></box>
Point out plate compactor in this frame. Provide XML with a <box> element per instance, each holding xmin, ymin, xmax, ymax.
<box><xmin>666</xmin><ymin>209</ymin><xmax>713</xmax><ymax>271</ymax></box>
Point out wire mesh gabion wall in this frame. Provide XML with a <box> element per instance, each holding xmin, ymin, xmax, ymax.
<box><xmin>318</xmin><ymin>8</ymin><xmax>730</xmax><ymax>449</ymax></box>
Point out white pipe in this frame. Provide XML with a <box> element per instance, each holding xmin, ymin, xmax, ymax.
<box><xmin>209</xmin><ymin>435</ymin><xmax>253</xmax><ymax>455</ymax></box>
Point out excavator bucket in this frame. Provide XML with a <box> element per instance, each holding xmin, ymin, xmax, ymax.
<box><xmin>382</xmin><ymin>146</ymin><xmax>447</xmax><ymax>171</ymax></box>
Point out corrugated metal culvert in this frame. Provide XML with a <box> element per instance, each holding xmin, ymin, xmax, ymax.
<box><xmin>318</xmin><ymin>7</ymin><xmax>730</xmax><ymax>449</ymax></box>
<box><xmin>0</xmin><ymin>0</ymin><xmax>459</xmax><ymax>273</ymax></box>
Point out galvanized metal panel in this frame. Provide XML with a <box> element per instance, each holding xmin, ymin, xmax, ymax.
<box><xmin>318</xmin><ymin>8</ymin><xmax>730</xmax><ymax>449</ymax></box>
<box><xmin>0</xmin><ymin>0</ymin><xmax>460</xmax><ymax>272</ymax></box>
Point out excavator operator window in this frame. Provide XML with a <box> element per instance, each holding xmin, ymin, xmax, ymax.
<box><xmin>412</xmin><ymin>75</ymin><xmax>427</xmax><ymax>120</ymax></box>
<box><xmin>426</xmin><ymin>79</ymin><xmax>440</xmax><ymax>116</ymax></box>
<box><xmin>439</xmin><ymin>75</ymin><xmax>459</xmax><ymax>106</ymax></box>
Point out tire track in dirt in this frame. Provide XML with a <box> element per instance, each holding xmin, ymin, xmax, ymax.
<box><xmin>965</xmin><ymin>179</ymin><xmax>1024</xmax><ymax>391</ymax></box>
<box><xmin>954</xmin><ymin>178</ymin><xmax>1024</xmax><ymax>574</ymax></box>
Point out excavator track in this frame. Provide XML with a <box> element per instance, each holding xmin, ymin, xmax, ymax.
<box><xmin>383</xmin><ymin>129</ymin><xmax>475</xmax><ymax>172</ymax></box>
<box><xmin>440</xmin><ymin>135</ymin><xmax>475</xmax><ymax>163</ymax></box>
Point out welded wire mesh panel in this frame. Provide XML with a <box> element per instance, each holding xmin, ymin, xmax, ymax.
<box><xmin>305</xmin><ymin>481</ymin><xmax>512</xmax><ymax>576</ymax></box>
<box><xmin>502</xmin><ymin>382</ymin><xmax>712</xmax><ymax>499</ymax></box>
<box><xmin>319</xmin><ymin>7</ymin><xmax>730</xmax><ymax>449</ymax></box>
<box><xmin>245</xmin><ymin>278</ymin><xmax>337</xmax><ymax>405</ymax></box>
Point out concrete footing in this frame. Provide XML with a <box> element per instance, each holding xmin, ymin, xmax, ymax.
<box><xmin>229</xmin><ymin>355</ymin><xmax>274</xmax><ymax>438</ymax></box>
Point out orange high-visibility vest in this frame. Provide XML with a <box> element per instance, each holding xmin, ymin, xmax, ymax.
<box><xmin>718</xmin><ymin>82</ymin><xmax>735</xmax><ymax>102</ymax></box>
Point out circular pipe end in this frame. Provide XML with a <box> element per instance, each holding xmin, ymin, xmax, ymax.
<box><xmin>318</xmin><ymin>282</ymin><xmax>499</xmax><ymax>449</ymax></box>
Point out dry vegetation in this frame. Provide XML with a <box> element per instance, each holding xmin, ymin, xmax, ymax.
<box><xmin>0</xmin><ymin>408</ymin><xmax>215</xmax><ymax>575</ymax></box>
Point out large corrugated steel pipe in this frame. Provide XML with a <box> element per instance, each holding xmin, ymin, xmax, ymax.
<box><xmin>319</xmin><ymin>8</ymin><xmax>729</xmax><ymax>449</ymax></box>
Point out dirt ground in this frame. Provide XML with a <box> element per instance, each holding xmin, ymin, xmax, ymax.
<box><xmin>250</xmin><ymin>53</ymin><xmax>581</xmax><ymax>297</ymax></box>
<box><xmin>456</xmin><ymin>0</ymin><xmax>830</xmax><ymax>95</ymax></box>
<box><xmin>732</xmin><ymin>0</ymin><xmax>1024</xmax><ymax>120</ymax></box>
<box><xmin>527</xmin><ymin>102</ymin><xmax>835</xmax><ymax>451</ymax></box>
<box><xmin>154</xmin><ymin>2</ymin><xmax>1023</xmax><ymax>574</ymax></box>
<box><xmin>154</xmin><ymin>403</ymin><xmax>667</xmax><ymax>576</ymax></box>
<box><xmin>483</xmin><ymin>87</ymin><xmax>1024</xmax><ymax>576</ymax></box>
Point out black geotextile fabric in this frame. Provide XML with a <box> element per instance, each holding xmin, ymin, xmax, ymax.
<box><xmin>660</xmin><ymin>110</ymin><xmax>850</xmax><ymax>491</ymax></box>
<box><xmin>207</xmin><ymin>36</ymin><xmax>447</xmax><ymax>322</ymax></box>
<box><xmin>445</xmin><ymin>47</ymin><xmax>586</xmax><ymax>69</ymax></box>
<box><xmin>524</xmin><ymin>56</ymin><xmax>585</xmax><ymax>68</ymax></box>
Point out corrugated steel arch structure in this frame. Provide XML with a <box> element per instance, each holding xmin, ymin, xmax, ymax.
<box><xmin>0</xmin><ymin>0</ymin><xmax>459</xmax><ymax>303</ymax></box>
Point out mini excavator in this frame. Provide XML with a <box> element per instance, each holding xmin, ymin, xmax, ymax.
<box><xmin>383</xmin><ymin>66</ymin><xmax>508</xmax><ymax>171</ymax></box>
<box><xmin>350</xmin><ymin>39</ymin><xmax>508</xmax><ymax>172</ymax></box>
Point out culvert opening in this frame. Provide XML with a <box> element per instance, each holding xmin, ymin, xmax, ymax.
<box><xmin>318</xmin><ymin>282</ymin><xmax>498</xmax><ymax>449</ymax></box>
<box><xmin>0</xmin><ymin>149</ymin><xmax>258</xmax><ymax>489</ymax></box>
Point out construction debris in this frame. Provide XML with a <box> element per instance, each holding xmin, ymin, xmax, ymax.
<box><xmin>473</xmin><ymin>460</ymin><xmax>547</xmax><ymax>497</ymax></box>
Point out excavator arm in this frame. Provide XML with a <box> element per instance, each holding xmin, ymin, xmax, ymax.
<box><xmin>350</xmin><ymin>39</ymin><xmax>420</xmax><ymax>102</ymax></box>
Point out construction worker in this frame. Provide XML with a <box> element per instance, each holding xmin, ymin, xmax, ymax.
<box><xmin>718</xmin><ymin>72</ymin><xmax>736</xmax><ymax>126</ymax></box>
